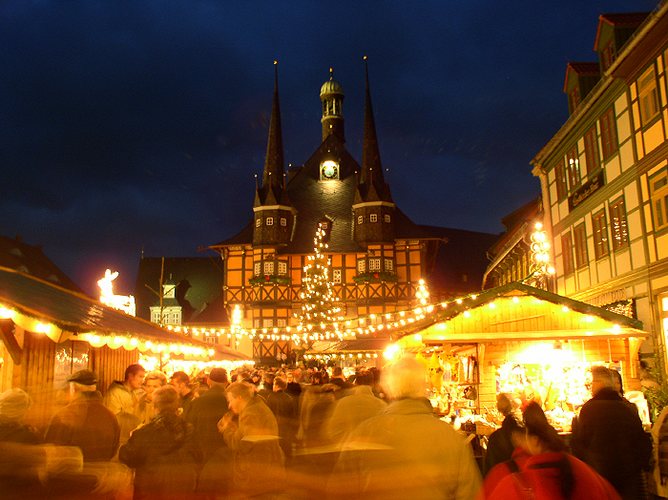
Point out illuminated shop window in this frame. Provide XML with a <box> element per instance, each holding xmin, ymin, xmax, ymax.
<box><xmin>263</xmin><ymin>261</ymin><xmax>275</xmax><ymax>274</ymax></box>
<box><xmin>609</xmin><ymin>197</ymin><xmax>629</xmax><ymax>251</ymax></box>
<box><xmin>592</xmin><ymin>209</ymin><xmax>609</xmax><ymax>260</ymax></box>
<box><xmin>278</xmin><ymin>261</ymin><xmax>288</xmax><ymax>275</ymax></box>
<box><xmin>567</xmin><ymin>148</ymin><xmax>581</xmax><ymax>190</ymax></box>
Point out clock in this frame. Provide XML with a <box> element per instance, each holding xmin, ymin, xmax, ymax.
<box><xmin>320</xmin><ymin>160</ymin><xmax>339</xmax><ymax>180</ymax></box>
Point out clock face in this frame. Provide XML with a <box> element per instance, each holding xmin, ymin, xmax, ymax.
<box><xmin>320</xmin><ymin>160</ymin><xmax>339</xmax><ymax>180</ymax></box>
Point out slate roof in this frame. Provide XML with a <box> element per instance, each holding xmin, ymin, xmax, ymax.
<box><xmin>212</xmin><ymin>134</ymin><xmax>448</xmax><ymax>253</ymax></box>
<box><xmin>0</xmin><ymin>235</ymin><xmax>83</xmax><ymax>294</ymax></box>
<box><xmin>0</xmin><ymin>265</ymin><xmax>246</xmax><ymax>360</ymax></box>
<box><xmin>134</xmin><ymin>256</ymin><xmax>225</xmax><ymax>323</ymax></box>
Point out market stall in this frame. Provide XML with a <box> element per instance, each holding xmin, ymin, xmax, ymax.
<box><xmin>394</xmin><ymin>282</ymin><xmax>649</xmax><ymax>433</ymax></box>
<box><xmin>0</xmin><ymin>266</ymin><xmax>249</xmax><ymax>424</ymax></box>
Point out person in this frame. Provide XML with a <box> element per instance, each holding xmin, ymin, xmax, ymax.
<box><xmin>651</xmin><ymin>404</ymin><xmax>668</xmax><ymax>498</ymax></box>
<box><xmin>482</xmin><ymin>402</ymin><xmax>620</xmax><ymax>499</ymax></box>
<box><xmin>104</xmin><ymin>363</ymin><xmax>145</xmax><ymax>443</ymax></box>
<box><xmin>267</xmin><ymin>376</ymin><xmax>298</xmax><ymax>459</ymax></box>
<box><xmin>45</xmin><ymin>369</ymin><xmax>120</xmax><ymax>462</ymax></box>
<box><xmin>0</xmin><ymin>388</ymin><xmax>45</xmax><ymax>498</ymax></box>
<box><xmin>137</xmin><ymin>370</ymin><xmax>167</xmax><ymax>424</ymax></box>
<box><xmin>119</xmin><ymin>385</ymin><xmax>198</xmax><ymax>500</ymax></box>
<box><xmin>218</xmin><ymin>381</ymin><xmax>285</xmax><ymax>497</ymax></box>
<box><xmin>325</xmin><ymin>368</ymin><xmax>386</xmax><ymax>446</ymax></box>
<box><xmin>328</xmin><ymin>356</ymin><xmax>481</xmax><ymax>499</ymax></box>
<box><xmin>0</xmin><ymin>388</ymin><xmax>41</xmax><ymax>444</ymax></box>
<box><xmin>329</xmin><ymin>366</ymin><xmax>353</xmax><ymax>393</ymax></box>
<box><xmin>286</xmin><ymin>369</ymin><xmax>303</xmax><ymax>397</ymax></box>
<box><xmin>170</xmin><ymin>370</ymin><xmax>197</xmax><ymax>417</ymax></box>
<box><xmin>483</xmin><ymin>392</ymin><xmax>519</xmax><ymax>475</ymax></box>
<box><xmin>571</xmin><ymin>366</ymin><xmax>651</xmax><ymax>499</ymax></box>
<box><xmin>186</xmin><ymin>367</ymin><xmax>232</xmax><ymax>498</ymax></box>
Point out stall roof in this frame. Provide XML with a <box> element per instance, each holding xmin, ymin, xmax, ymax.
<box><xmin>397</xmin><ymin>282</ymin><xmax>646</xmax><ymax>346</ymax></box>
<box><xmin>307</xmin><ymin>337</ymin><xmax>389</xmax><ymax>354</ymax></box>
<box><xmin>0</xmin><ymin>266</ymin><xmax>248</xmax><ymax>361</ymax></box>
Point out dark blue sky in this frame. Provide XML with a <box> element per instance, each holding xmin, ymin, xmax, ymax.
<box><xmin>0</xmin><ymin>0</ymin><xmax>659</xmax><ymax>295</ymax></box>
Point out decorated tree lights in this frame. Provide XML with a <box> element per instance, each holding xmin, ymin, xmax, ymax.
<box><xmin>295</xmin><ymin>222</ymin><xmax>344</xmax><ymax>343</ymax></box>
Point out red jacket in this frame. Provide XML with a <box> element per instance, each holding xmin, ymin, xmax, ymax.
<box><xmin>482</xmin><ymin>451</ymin><xmax>620</xmax><ymax>499</ymax></box>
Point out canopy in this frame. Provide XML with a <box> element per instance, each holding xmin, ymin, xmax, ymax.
<box><xmin>0</xmin><ymin>266</ymin><xmax>248</xmax><ymax>361</ymax></box>
<box><xmin>396</xmin><ymin>282</ymin><xmax>646</xmax><ymax>350</ymax></box>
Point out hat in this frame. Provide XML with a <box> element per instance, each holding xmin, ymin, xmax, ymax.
<box><xmin>208</xmin><ymin>368</ymin><xmax>228</xmax><ymax>384</ymax></box>
<box><xmin>0</xmin><ymin>388</ymin><xmax>31</xmax><ymax>421</ymax></box>
<box><xmin>67</xmin><ymin>369</ymin><xmax>97</xmax><ymax>386</ymax></box>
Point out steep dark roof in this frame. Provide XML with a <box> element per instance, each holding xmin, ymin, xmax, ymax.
<box><xmin>212</xmin><ymin>134</ymin><xmax>446</xmax><ymax>253</ymax></box>
<box><xmin>420</xmin><ymin>226</ymin><xmax>499</xmax><ymax>296</ymax></box>
<box><xmin>134</xmin><ymin>256</ymin><xmax>224</xmax><ymax>323</ymax></box>
<box><xmin>0</xmin><ymin>235</ymin><xmax>83</xmax><ymax>294</ymax></box>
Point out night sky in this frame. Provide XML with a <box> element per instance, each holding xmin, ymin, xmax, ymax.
<box><xmin>0</xmin><ymin>0</ymin><xmax>659</xmax><ymax>295</ymax></box>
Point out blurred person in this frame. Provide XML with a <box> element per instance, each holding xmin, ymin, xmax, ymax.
<box><xmin>104</xmin><ymin>363</ymin><xmax>145</xmax><ymax>444</ymax></box>
<box><xmin>651</xmin><ymin>404</ymin><xmax>668</xmax><ymax>498</ymax></box>
<box><xmin>329</xmin><ymin>366</ymin><xmax>352</xmax><ymax>393</ymax></box>
<box><xmin>483</xmin><ymin>392</ymin><xmax>519</xmax><ymax>475</ymax></box>
<box><xmin>325</xmin><ymin>369</ymin><xmax>386</xmax><ymax>446</ymax></box>
<box><xmin>571</xmin><ymin>366</ymin><xmax>651</xmax><ymax>499</ymax></box>
<box><xmin>0</xmin><ymin>388</ymin><xmax>40</xmax><ymax>444</ymax></box>
<box><xmin>171</xmin><ymin>370</ymin><xmax>197</xmax><ymax>417</ymax></box>
<box><xmin>257</xmin><ymin>371</ymin><xmax>275</xmax><ymax>401</ymax></box>
<box><xmin>482</xmin><ymin>402</ymin><xmax>619</xmax><ymax>499</ymax></box>
<box><xmin>45</xmin><ymin>369</ymin><xmax>120</xmax><ymax>462</ymax></box>
<box><xmin>328</xmin><ymin>356</ymin><xmax>481</xmax><ymax>499</ymax></box>
<box><xmin>187</xmin><ymin>367</ymin><xmax>232</xmax><ymax>498</ymax></box>
<box><xmin>218</xmin><ymin>381</ymin><xmax>285</xmax><ymax>497</ymax></box>
<box><xmin>286</xmin><ymin>370</ymin><xmax>302</xmax><ymax>397</ymax></box>
<box><xmin>267</xmin><ymin>376</ymin><xmax>298</xmax><ymax>460</ymax></box>
<box><xmin>119</xmin><ymin>385</ymin><xmax>198</xmax><ymax>500</ymax></box>
<box><xmin>138</xmin><ymin>370</ymin><xmax>167</xmax><ymax>424</ymax></box>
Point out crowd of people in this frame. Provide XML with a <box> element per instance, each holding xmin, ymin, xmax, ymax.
<box><xmin>0</xmin><ymin>359</ymin><xmax>660</xmax><ymax>499</ymax></box>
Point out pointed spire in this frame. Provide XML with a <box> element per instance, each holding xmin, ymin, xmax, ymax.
<box><xmin>262</xmin><ymin>60</ymin><xmax>284</xmax><ymax>191</ymax></box>
<box><xmin>361</xmin><ymin>56</ymin><xmax>384</xmax><ymax>187</ymax></box>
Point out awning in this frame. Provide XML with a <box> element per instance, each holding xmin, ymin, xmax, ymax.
<box><xmin>0</xmin><ymin>266</ymin><xmax>248</xmax><ymax>361</ymax></box>
<box><xmin>395</xmin><ymin>282</ymin><xmax>647</xmax><ymax>350</ymax></box>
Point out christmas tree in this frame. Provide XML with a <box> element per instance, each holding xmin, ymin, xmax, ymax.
<box><xmin>296</xmin><ymin>222</ymin><xmax>343</xmax><ymax>342</ymax></box>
